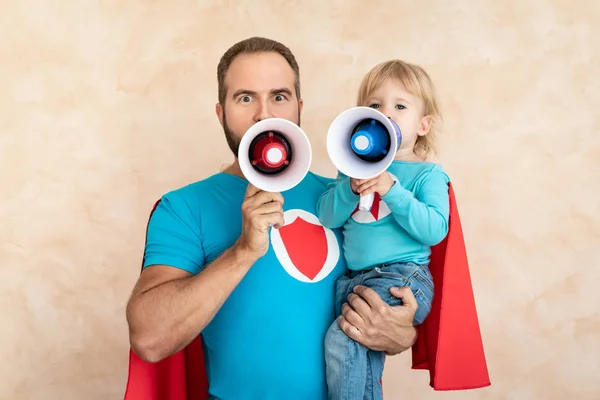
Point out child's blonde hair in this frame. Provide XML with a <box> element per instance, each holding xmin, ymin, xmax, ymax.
<box><xmin>356</xmin><ymin>59</ymin><xmax>442</xmax><ymax>159</ymax></box>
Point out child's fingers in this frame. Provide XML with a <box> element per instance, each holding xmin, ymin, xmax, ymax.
<box><xmin>358</xmin><ymin>180</ymin><xmax>377</xmax><ymax>194</ymax></box>
<box><xmin>361</xmin><ymin>184</ymin><xmax>383</xmax><ymax>196</ymax></box>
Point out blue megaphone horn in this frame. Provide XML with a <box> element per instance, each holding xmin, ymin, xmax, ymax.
<box><xmin>326</xmin><ymin>107</ymin><xmax>402</xmax><ymax>211</ymax></box>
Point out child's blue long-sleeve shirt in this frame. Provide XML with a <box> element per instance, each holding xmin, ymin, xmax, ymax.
<box><xmin>316</xmin><ymin>160</ymin><xmax>450</xmax><ymax>271</ymax></box>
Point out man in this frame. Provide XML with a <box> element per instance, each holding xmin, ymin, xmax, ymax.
<box><xmin>126</xmin><ymin>36</ymin><xmax>419</xmax><ymax>400</ymax></box>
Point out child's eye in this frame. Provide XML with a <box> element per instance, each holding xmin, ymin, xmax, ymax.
<box><xmin>369</xmin><ymin>104</ymin><xmax>380</xmax><ymax>109</ymax></box>
<box><xmin>395</xmin><ymin>104</ymin><xmax>406</xmax><ymax>110</ymax></box>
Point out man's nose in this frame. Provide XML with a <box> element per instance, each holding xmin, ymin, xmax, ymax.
<box><xmin>254</xmin><ymin>100</ymin><xmax>271</xmax><ymax>122</ymax></box>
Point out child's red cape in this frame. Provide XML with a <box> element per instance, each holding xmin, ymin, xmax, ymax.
<box><xmin>122</xmin><ymin>182</ymin><xmax>490</xmax><ymax>399</ymax></box>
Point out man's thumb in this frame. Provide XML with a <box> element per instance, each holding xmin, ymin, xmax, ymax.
<box><xmin>390</xmin><ymin>286</ymin><xmax>417</xmax><ymax>309</ymax></box>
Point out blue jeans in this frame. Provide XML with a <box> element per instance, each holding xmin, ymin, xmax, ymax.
<box><xmin>324</xmin><ymin>262</ymin><xmax>434</xmax><ymax>400</ymax></box>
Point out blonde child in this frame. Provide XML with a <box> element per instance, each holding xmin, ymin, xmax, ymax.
<box><xmin>317</xmin><ymin>60</ymin><xmax>450</xmax><ymax>400</ymax></box>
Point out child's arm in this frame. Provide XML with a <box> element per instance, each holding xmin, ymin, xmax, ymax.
<box><xmin>316</xmin><ymin>171</ymin><xmax>360</xmax><ymax>229</ymax></box>
<box><xmin>382</xmin><ymin>168</ymin><xmax>450</xmax><ymax>246</ymax></box>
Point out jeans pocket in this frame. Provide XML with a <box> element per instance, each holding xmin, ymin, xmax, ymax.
<box><xmin>412</xmin><ymin>268</ymin><xmax>435</xmax><ymax>295</ymax></box>
<box><xmin>413</xmin><ymin>288</ymin><xmax>433</xmax><ymax>325</ymax></box>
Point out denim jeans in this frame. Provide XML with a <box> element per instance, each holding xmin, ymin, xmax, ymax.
<box><xmin>324</xmin><ymin>262</ymin><xmax>434</xmax><ymax>400</ymax></box>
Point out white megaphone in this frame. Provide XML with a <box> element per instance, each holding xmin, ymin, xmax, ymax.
<box><xmin>326</xmin><ymin>107</ymin><xmax>402</xmax><ymax>212</ymax></box>
<box><xmin>238</xmin><ymin>118</ymin><xmax>312</xmax><ymax>193</ymax></box>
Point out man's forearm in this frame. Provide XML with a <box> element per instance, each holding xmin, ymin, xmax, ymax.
<box><xmin>126</xmin><ymin>243</ymin><xmax>257</xmax><ymax>362</ymax></box>
<box><xmin>385</xmin><ymin>326</ymin><xmax>418</xmax><ymax>356</ymax></box>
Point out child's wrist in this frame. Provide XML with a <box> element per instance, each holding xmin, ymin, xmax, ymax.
<box><xmin>341</xmin><ymin>178</ymin><xmax>360</xmax><ymax>202</ymax></box>
<box><xmin>380</xmin><ymin>181</ymin><xmax>396</xmax><ymax>196</ymax></box>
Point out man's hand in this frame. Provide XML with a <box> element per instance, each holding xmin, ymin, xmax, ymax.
<box><xmin>235</xmin><ymin>184</ymin><xmax>284</xmax><ymax>259</ymax></box>
<box><xmin>350</xmin><ymin>172</ymin><xmax>395</xmax><ymax>197</ymax></box>
<box><xmin>338</xmin><ymin>285</ymin><xmax>418</xmax><ymax>355</ymax></box>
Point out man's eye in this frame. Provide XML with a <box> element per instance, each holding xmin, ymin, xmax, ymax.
<box><xmin>241</xmin><ymin>96</ymin><xmax>251</xmax><ymax>103</ymax></box>
<box><xmin>274</xmin><ymin>94</ymin><xmax>285</xmax><ymax>101</ymax></box>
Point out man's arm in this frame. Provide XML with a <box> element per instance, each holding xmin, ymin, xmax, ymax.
<box><xmin>126</xmin><ymin>243</ymin><xmax>257</xmax><ymax>363</ymax></box>
<box><xmin>126</xmin><ymin>184</ymin><xmax>284</xmax><ymax>363</ymax></box>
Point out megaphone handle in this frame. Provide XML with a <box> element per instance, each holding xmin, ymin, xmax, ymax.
<box><xmin>358</xmin><ymin>192</ymin><xmax>375</xmax><ymax>212</ymax></box>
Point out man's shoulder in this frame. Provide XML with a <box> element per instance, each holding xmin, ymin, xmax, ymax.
<box><xmin>162</xmin><ymin>172</ymin><xmax>234</xmax><ymax>198</ymax></box>
<box><xmin>155</xmin><ymin>172</ymin><xmax>239</xmax><ymax>211</ymax></box>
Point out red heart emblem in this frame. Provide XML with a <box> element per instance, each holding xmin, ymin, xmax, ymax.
<box><xmin>277</xmin><ymin>217</ymin><xmax>328</xmax><ymax>280</ymax></box>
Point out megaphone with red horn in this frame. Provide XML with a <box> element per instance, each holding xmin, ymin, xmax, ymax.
<box><xmin>326</xmin><ymin>107</ymin><xmax>402</xmax><ymax>211</ymax></box>
<box><xmin>238</xmin><ymin>118</ymin><xmax>312</xmax><ymax>193</ymax></box>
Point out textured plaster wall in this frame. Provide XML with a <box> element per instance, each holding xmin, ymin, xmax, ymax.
<box><xmin>1</xmin><ymin>1</ymin><xmax>599</xmax><ymax>399</ymax></box>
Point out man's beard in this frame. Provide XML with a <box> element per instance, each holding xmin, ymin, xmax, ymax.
<box><xmin>223</xmin><ymin>118</ymin><xmax>241</xmax><ymax>158</ymax></box>
<box><xmin>222</xmin><ymin>109</ymin><xmax>301</xmax><ymax>158</ymax></box>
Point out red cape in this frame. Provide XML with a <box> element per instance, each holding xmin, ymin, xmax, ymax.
<box><xmin>123</xmin><ymin>183</ymin><xmax>490</xmax><ymax>399</ymax></box>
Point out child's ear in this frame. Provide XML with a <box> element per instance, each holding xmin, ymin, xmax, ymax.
<box><xmin>417</xmin><ymin>115</ymin><xmax>433</xmax><ymax>137</ymax></box>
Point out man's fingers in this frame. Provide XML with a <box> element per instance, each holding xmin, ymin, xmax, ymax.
<box><xmin>338</xmin><ymin>316</ymin><xmax>362</xmax><ymax>341</ymax></box>
<box><xmin>390</xmin><ymin>286</ymin><xmax>418</xmax><ymax>311</ymax></box>
<box><xmin>250</xmin><ymin>198</ymin><xmax>284</xmax><ymax>229</ymax></box>
<box><xmin>245</xmin><ymin>190</ymin><xmax>284</xmax><ymax>209</ymax></box>
<box><xmin>243</xmin><ymin>186</ymin><xmax>284</xmax><ymax>230</ymax></box>
<box><xmin>253</xmin><ymin>201</ymin><xmax>284</xmax><ymax>216</ymax></box>
<box><xmin>261</xmin><ymin>211</ymin><xmax>285</xmax><ymax>230</ymax></box>
<box><xmin>354</xmin><ymin>285</ymin><xmax>386</xmax><ymax>310</ymax></box>
<box><xmin>244</xmin><ymin>183</ymin><xmax>261</xmax><ymax>198</ymax></box>
<box><xmin>341</xmin><ymin>302</ymin><xmax>366</xmax><ymax>328</ymax></box>
<box><xmin>244</xmin><ymin>184</ymin><xmax>284</xmax><ymax>203</ymax></box>
<box><xmin>261</xmin><ymin>191</ymin><xmax>284</xmax><ymax>205</ymax></box>
<box><xmin>345</xmin><ymin>293</ymin><xmax>374</xmax><ymax>325</ymax></box>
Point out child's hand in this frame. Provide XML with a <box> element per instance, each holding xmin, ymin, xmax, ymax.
<box><xmin>356</xmin><ymin>172</ymin><xmax>395</xmax><ymax>197</ymax></box>
<box><xmin>350</xmin><ymin>178</ymin><xmax>361</xmax><ymax>194</ymax></box>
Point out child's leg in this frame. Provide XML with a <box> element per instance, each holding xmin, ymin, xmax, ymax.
<box><xmin>324</xmin><ymin>272</ymin><xmax>368</xmax><ymax>400</ymax></box>
<box><xmin>333</xmin><ymin>273</ymin><xmax>352</xmax><ymax>317</ymax></box>
<box><xmin>324</xmin><ymin>318</ymin><xmax>367</xmax><ymax>400</ymax></box>
<box><xmin>361</xmin><ymin>263</ymin><xmax>435</xmax><ymax>400</ymax></box>
<box><xmin>365</xmin><ymin>348</ymin><xmax>385</xmax><ymax>400</ymax></box>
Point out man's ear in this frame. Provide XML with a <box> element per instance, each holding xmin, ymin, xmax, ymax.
<box><xmin>216</xmin><ymin>102</ymin><xmax>224</xmax><ymax>125</ymax></box>
<box><xmin>417</xmin><ymin>115</ymin><xmax>433</xmax><ymax>137</ymax></box>
<box><xmin>298</xmin><ymin>98</ymin><xmax>304</xmax><ymax>113</ymax></box>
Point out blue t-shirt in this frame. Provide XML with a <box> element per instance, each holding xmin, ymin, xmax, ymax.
<box><xmin>316</xmin><ymin>160</ymin><xmax>450</xmax><ymax>270</ymax></box>
<box><xmin>143</xmin><ymin>171</ymin><xmax>347</xmax><ymax>400</ymax></box>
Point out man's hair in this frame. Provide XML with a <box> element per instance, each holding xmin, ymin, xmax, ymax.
<box><xmin>357</xmin><ymin>59</ymin><xmax>443</xmax><ymax>159</ymax></box>
<box><xmin>217</xmin><ymin>37</ymin><xmax>301</xmax><ymax>106</ymax></box>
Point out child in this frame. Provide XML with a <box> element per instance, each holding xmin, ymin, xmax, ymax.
<box><xmin>317</xmin><ymin>59</ymin><xmax>450</xmax><ymax>400</ymax></box>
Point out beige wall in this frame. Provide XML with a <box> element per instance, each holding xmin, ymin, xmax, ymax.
<box><xmin>1</xmin><ymin>1</ymin><xmax>599</xmax><ymax>399</ymax></box>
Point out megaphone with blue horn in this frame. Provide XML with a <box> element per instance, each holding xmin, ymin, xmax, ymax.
<box><xmin>326</xmin><ymin>107</ymin><xmax>402</xmax><ymax>211</ymax></box>
<box><xmin>238</xmin><ymin>118</ymin><xmax>312</xmax><ymax>193</ymax></box>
